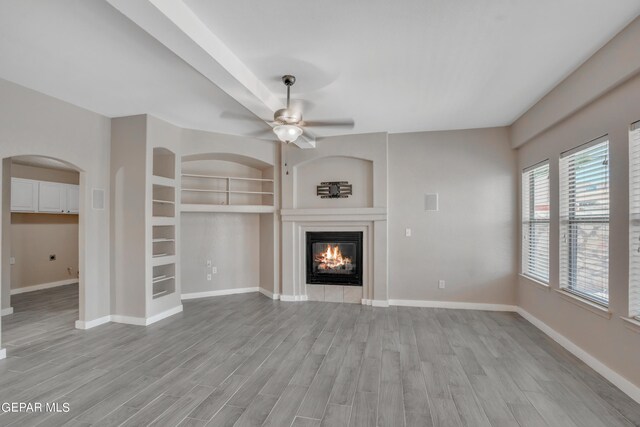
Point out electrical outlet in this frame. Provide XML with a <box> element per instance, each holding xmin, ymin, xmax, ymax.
<box><xmin>9</xmin><ymin>257</ymin><xmax>15</xmax><ymax>265</ymax></box>
<box><xmin>212</xmin><ymin>267</ymin><xmax>217</xmax><ymax>274</ymax></box>
<box><xmin>206</xmin><ymin>260</ymin><xmax>212</xmax><ymax>267</ymax></box>
<box><xmin>49</xmin><ymin>254</ymin><xmax>56</xmax><ymax>261</ymax></box>
<box><xmin>438</xmin><ymin>280</ymin><xmax>445</xmax><ymax>289</ymax></box>
<box><xmin>405</xmin><ymin>228</ymin><xmax>412</xmax><ymax>237</ymax></box>
<box><xmin>207</xmin><ymin>273</ymin><xmax>212</xmax><ymax>281</ymax></box>
<box><xmin>67</xmin><ymin>267</ymin><xmax>73</xmax><ymax>276</ymax></box>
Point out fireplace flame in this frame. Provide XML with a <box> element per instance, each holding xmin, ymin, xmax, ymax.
<box><xmin>315</xmin><ymin>244</ymin><xmax>352</xmax><ymax>270</ymax></box>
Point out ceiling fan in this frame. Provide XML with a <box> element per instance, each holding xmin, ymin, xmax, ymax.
<box><xmin>266</xmin><ymin>75</ymin><xmax>354</xmax><ymax>146</ymax></box>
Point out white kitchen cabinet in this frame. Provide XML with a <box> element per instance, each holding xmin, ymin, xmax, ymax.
<box><xmin>11</xmin><ymin>179</ymin><xmax>80</xmax><ymax>214</ymax></box>
<box><xmin>66</xmin><ymin>184</ymin><xmax>79</xmax><ymax>213</ymax></box>
<box><xmin>38</xmin><ymin>181</ymin><xmax>67</xmax><ymax>213</ymax></box>
<box><xmin>10</xmin><ymin>178</ymin><xmax>38</xmax><ymax>212</ymax></box>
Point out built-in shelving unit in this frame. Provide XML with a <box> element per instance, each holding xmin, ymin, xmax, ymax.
<box><xmin>181</xmin><ymin>171</ymin><xmax>274</xmax><ymax>212</ymax></box>
<box><xmin>151</xmin><ymin>148</ymin><xmax>177</xmax><ymax>300</ymax></box>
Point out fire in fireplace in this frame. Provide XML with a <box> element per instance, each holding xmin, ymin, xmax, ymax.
<box><xmin>306</xmin><ymin>231</ymin><xmax>363</xmax><ymax>286</ymax></box>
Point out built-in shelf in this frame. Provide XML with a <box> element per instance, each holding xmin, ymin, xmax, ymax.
<box><xmin>152</xmin><ymin>275</ymin><xmax>175</xmax><ymax>284</ymax></box>
<box><xmin>152</xmin><ymin>238</ymin><xmax>175</xmax><ymax>243</ymax></box>
<box><xmin>152</xmin><ymin>253</ymin><xmax>176</xmax><ymax>267</ymax></box>
<box><xmin>152</xmin><ymin>199</ymin><xmax>175</xmax><ymax>204</ymax></box>
<box><xmin>181</xmin><ymin>170</ymin><xmax>275</xmax><ymax>210</ymax></box>
<box><xmin>152</xmin><ymin>217</ymin><xmax>175</xmax><ymax>226</ymax></box>
<box><xmin>181</xmin><ymin>173</ymin><xmax>274</xmax><ymax>183</ymax></box>
<box><xmin>181</xmin><ymin>204</ymin><xmax>275</xmax><ymax>213</ymax></box>
<box><xmin>152</xmin><ymin>175</ymin><xmax>175</xmax><ymax>187</ymax></box>
<box><xmin>182</xmin><ymin>188</ymin><xmax>273</xmax><ymax>195</ymax></box>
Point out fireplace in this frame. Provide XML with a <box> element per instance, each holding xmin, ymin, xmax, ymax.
<box><xmin>306</xmin><ymin>231</ymin><xmax>363</xmax><ymax>286</ymax></box>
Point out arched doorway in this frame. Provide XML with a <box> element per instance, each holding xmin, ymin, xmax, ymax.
<box><xmin>1</xmin><ymin>155</ymin><xmax>86</xmax><ymax>349</ymax></box>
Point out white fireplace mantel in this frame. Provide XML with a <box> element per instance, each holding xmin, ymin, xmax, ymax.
<box><xmin>280</xmin><ymin>207</ymin><xmax>388</xmax><ymax>306</ymax></box>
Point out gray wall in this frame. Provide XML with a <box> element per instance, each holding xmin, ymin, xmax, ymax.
<box><xmin>181</xmin><ymin>213</ymin><xmax>260</xmax><ymax>293</ymax></box>
<box><xmin>388</xmin><ymin>128</ymin><xmax>517</xmax><ymax>304</ymax></box>
<box><xmin>517</xmin><ymin>71</ymin><xmax>640</xmax><ymax>389</ymax></box>
<box><xmin>0</xmin><ymin>78</ymin><xmax>111</xmax><ymax>330</ymax></box>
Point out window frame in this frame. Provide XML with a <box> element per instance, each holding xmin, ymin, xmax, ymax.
<box><xmin>559</xmin><ymin>136</ymin><xmax>610</xmax><ymax>307</ymax></box>
<box><xmin>521</xmin><ymin>161</ymin><xmax>550</xmax><ymax>284</ymax></box>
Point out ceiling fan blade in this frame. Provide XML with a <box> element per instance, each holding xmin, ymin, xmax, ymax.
<box><xmin>244</xmin><ymin>128</ymin><xmax>276</xmax><ymax>138</ymax></box>
<box><xmin>302</xmin><ymin>119</ymin><xmax>354</xmax><ymax>128</ymax></box>
<box><xmin>220</xmin><ymin>111</ymin><xmax>270</xmax><ymax>122</ymax></box>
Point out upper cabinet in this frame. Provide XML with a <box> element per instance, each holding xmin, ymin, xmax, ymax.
<box><xmin>10</xmin><ymin>178</ymin><xmax>38</xmax><ymax>212</ymax></box>
<box><xmin>38</xmin><ymin>181</ymin><xmax>66</xmax><ymax>213</ymax></box>
<box><xmin>66</xmin><ymin>184</ymin><xmax>79</xmax><ymax>213</ymax></box>
<box><xmin>11</xmin><ymin>178</ymin><xmax>79</xmax><ymax>214</ymax></box>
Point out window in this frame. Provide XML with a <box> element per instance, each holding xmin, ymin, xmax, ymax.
<box><xmin>559</xmin><ymin>136</ymin><xmax>610</xmax><ymax>305</ymax></box>
<box><xmin>630</xmin><ymin>122</ymin><xmax>640</xmax><ymax>319</ymax></box>
<box><xmin>522</xmin><ymin>162</ymin><xmax>550</xmax><ymax>283</ymax></box>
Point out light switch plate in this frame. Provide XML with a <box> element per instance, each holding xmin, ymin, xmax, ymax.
<box><xmin>438</xmin><ymin>280</ymin><xmax>445</xmax><ymax>289</ymax></box>
<box><xmin>405</xmin><ymin>228</ymin><xmax>412</xmax><ymax>237</ymax></box>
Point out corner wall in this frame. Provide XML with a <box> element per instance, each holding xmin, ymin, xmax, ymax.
<box><xmin>516</xmin><ymin>71</ymin><xmax>640</xmax><ymax>390</ymax></box>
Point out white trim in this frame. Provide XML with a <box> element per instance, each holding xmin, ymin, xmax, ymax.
<box><xmin>280</xmin><ymin>294</ymin><xmax>309</xmax><ymax>302</ymax></box>
<box><xmin>10</xmin><ymin>279</ymin><xmax>77</xmax><ymax>295</ymax></box>
<box><xmin>110</xmin><ymin>314</ymin><xmax>147</xmax><ymax>326</ymax></box>
<box><xmin>1</xmin><ymin>307</ymin><xmax>13</xmax><ymax>316</ymax></box>
<box><xmin>75</xmin><ymin>315</ymin><xmax>111</xmax><ymax>330</ymax></box>
<box><xmin>0</xmin><ymin>348</ymin><xmax>5</xmax><ymax>360</ymax></box>
<box><xmin>389</xmin><ymin>299</ymin><xmax>517</xmax><ymax>312</ymax></box>
<box><xmin>258</xmin><ymin>287</ymin><xmax>280</xmax><ymax>300</ymax></box>
<box><xmin>110</xmin><ymin>304</ymin><xmax>183</xmax><ymax>326</ymax></box>
<box><xmin>516</xmin><ymin>307</ymin><xmax>640</xmax><ymax>405</ymax></box>
<box><xmin>181</xmin><ymin>287</ymin><xmax>259</xmax><ymax>300</ymax></box>
<box><xmin>146</xmin><ymin>304</ymin><xmax>183</xmax><ymax>325</ymax></box>
<box><xmin>372</xmin><ymin>300</ymin><xmax>390</xmax><ymax>308</ymax></box>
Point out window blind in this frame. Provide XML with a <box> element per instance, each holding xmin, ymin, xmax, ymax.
<box><xmin>522</xmin><ymin>162</ymin><xmax>550</xmax><ymax>283</ymax></box>
<box><xmin>630</xmin><ymin>122</ymin><xmax>640</xmax><ymax>319</ymax></box>
<box><xmin>559</xmin><ymin>136</ymin><xmax>610</xmax><ymax>305</ymax></box>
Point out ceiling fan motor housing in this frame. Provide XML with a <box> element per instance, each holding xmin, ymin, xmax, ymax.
<box><xmin>274</xmin><ymin>108</ymin><xmax>302</xmax><ymax>125</ymax></box>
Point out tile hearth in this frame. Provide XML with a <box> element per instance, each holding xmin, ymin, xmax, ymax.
<box><xmin>307</xmin><ymin>285</ymin><xmax>362</xmax><ymax>303</ymax></box>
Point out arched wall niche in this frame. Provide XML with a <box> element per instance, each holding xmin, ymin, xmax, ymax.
<box><xmin>294</xmin><ymin>155</ymin><xmax>373</xmax><ymax>209</ymax></box>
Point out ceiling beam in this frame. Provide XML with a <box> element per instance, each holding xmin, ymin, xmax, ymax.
<box><xmin>105</xmin><ymin>0</ymin><xmax>315</xmax><ymax>148</ymax></box>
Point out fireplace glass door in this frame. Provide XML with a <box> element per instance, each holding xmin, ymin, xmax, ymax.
<box><xmin>306</xmin><ymin>231</ymin><xmax>363</xmax><ymax>286</ymax></box>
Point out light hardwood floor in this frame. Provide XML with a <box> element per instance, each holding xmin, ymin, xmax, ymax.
<box><xmin>1</xmin><ymin>284</ymin><xmax>639</xmax><ymax>426</ymax></box>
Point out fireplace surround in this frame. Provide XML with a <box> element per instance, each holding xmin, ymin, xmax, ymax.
<box><xmin>306</xmin><ymin>231</ymin><xmax>363</xmax><ymax>286</ymax></box>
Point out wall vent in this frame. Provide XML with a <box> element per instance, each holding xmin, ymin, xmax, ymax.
<box><xmin>424</xmin><ymin>193</ymin><xmax>439</xmax><ymax>211</ymax></box>
<box><xmin>92</xmin><ymin>188</ymin><xmax>105</xmax><ymax>210</ymax></box>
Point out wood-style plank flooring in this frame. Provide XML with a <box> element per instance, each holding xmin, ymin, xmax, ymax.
<box><xmin>1</xmin><ymin>284</ymin><xmax>639</xmax><ymax>426</ymax></box>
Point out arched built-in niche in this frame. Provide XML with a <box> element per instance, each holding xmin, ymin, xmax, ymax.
<box><xmin>294</xmin><ymin>155</ymin><xmax>373</xmax><ymax>209</ymax></box>
<box><xmin>179</xmin><ymin>152</ymin><xmax>279</xmax><ymax>299</ymax></box>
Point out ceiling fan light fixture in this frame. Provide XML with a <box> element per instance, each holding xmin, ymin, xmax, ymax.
<box><xmin>273</xmin><ymin>124</ymin><xmax>303</xmax><ymax>143</ymax></box>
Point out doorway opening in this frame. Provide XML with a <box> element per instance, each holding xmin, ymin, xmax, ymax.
<box><xmin>1</xmin><ymin>155</ymin><xmax>83</xmax><ymax>347</ymax></box>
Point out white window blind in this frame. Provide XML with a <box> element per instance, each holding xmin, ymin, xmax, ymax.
<box><xmin>522</xmin><ymin>162</ymin><xmax>550</xmax><ymax>283</ymax></box>
<box><xmin>559</xmin><ymin>136</ymin><xmax>610</xmax><ymax>305</ymax></box>
<box><xmin>630</xmin><ymin>122</ymin><xmax>640</xmax><ymax>319</ymax></box>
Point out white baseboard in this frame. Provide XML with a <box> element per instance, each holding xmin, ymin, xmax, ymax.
<box><xmin>111</xmin><ymin>304</ymin><xmax>183</xmax><ymax>326</ymax></box>
<box><xmin>181</xmin><ymin>287</ymin><xmax>259</xmax><ymax>300</ymax></box>
<box><xmin>10</xmin><ymin>279</ymin><xmax>77</xmax><ymax>295</ymax></box>
<box><xmin>389</xmin><ymin>299</ymin><xmax>517</xmax><ymax>312</ymax></box>
<box><xmin>0</xmin><ymin>348</ymin><xmax>5</xmax><ymax>360</ymax></box>
<box><xmin>516</xmin><ymin>307</ymin><xmax>640</xmax><ymax>405</ymax></box>
<box><xmin>280</xmin><ymin>295</ymin><xmax>309</xmax><ymax>302</ymax></box>
<box><xmin>1</xmin><ymin>307</ymin><xmax>13</xmax><ymax>316</ymax></box>
<box><xmin>146</xmin><ymin>304</ymin><xmax>183</xmax><ymax>325</ymax></box>
<box><xmin>75</xmin><ymin>315</ymin><xmax>111</xmax><ymax>330</ymax></box>
<box><xmin>372</xmin><ymin>300</ymin><xmax>390</xmax><ymax>307</ymax></box>
<box><xmin>258</xmin><ymin>287</ymin><xmax>280</xmax><ymax>300</ymax></box>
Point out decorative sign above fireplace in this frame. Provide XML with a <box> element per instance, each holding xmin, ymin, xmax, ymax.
<box><xmin>316</xmin><ymin>181</ymin><xmax>352</xmax><ymax>199</ymax></box>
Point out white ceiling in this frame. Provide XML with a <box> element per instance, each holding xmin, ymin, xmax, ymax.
<box><xmin>0</xmin><ymin>0</ymin><xmax>270</xmax><ymax>136</ymax></box>
<box><xmin>1</xmin><ymin>0</ymin><xmax>640</xmax><ymax>139</ymax></box>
